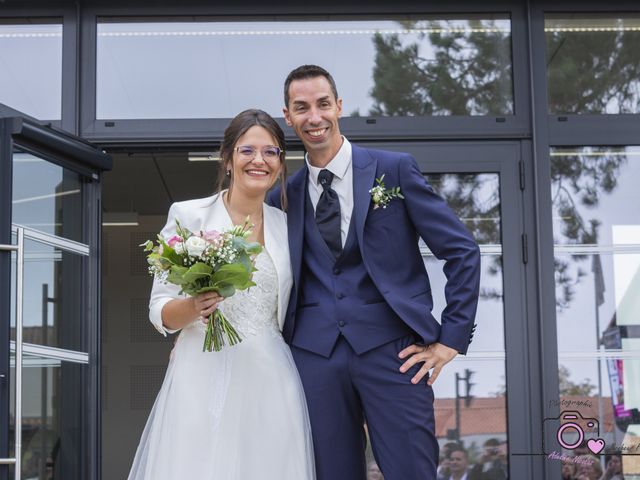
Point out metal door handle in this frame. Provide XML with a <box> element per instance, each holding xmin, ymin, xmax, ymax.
<box><xmin>0</xmin><ymin>228</ymin><xmax>23</xmax><ymax>479</ymax></box>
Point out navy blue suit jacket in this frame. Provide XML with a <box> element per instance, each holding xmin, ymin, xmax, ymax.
<box><xmin>268</xmin><ymin>143</ymin><xmax>480</xmax><ymax>354</ymax></box>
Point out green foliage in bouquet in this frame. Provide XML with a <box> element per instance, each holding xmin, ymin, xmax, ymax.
<box><xmin>142</xmin><ymin>218</ymin><xmax>262</xmax><ymax>352</ymax></box>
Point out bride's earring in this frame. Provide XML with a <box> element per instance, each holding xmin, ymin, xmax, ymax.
<box><xmin>226</xmin><ymin>170</ymin><xmax>231</xmax><ymax>177</ymax></box>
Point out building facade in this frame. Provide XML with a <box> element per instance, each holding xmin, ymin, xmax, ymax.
<box><xmin>1</xmin><ymin>1</ymin><xmax>640</xmax><ymax>479</ymax></box>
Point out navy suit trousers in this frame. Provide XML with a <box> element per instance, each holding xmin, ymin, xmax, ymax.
<box><xmin>292</xmin><ymin>334</ymin><xmax>439</xmax><ymax>480</ymax></box>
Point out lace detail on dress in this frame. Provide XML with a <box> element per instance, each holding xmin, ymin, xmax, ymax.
<box><xmin>218</xmin><ymin>250</ymin><xmax>281</xmax><ymax>339</ymax></box>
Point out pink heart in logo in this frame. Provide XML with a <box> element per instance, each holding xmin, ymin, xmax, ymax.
<box><xmin>587</xmin><ymin>438</ymin><xmax>606</xmax><ymax>455</ymax></box>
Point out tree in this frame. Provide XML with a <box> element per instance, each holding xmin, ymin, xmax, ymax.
<box><xmin>550</xmin><ymin>148</ymin><xmax>627</xmax><ymax>310</ymax></box>
<box><xmin>367</xmin><ymin>21</ymin><xmax>631</xmax><ymax>308</ymax></box>
<box><xmin>546</xmin><ymin>24</ymin><xmax>640</xmax><ymax>114</ymax></box>
<box><xmin>492</xmin><ymin>366</ymin><xmax>597</xmax><ymax>397</ymax></box>
<box><xmin>368</xmin><ymin>19</ymin><xmax>512</xmax><ymax>116</ymax></box>
<box><xmin>427</xmin><ymin>173</ymin><xmax>503</xmax><ymax>301</ymax></box>
<box><xmin>559</xmin><ymin>365</ymin><xmax>596</xmax><ymax>397</ymax></box>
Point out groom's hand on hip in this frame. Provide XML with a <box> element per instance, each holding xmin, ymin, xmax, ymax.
<box><xmin>398</xmin><ymin>342</ymin><xmax>458</xmax><ymax>386</ymax></box>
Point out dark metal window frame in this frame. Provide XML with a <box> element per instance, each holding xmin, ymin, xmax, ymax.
<box><xmin>4</xmin><ymin>2</ymin><xmax>640</xmax><ymax>479</ymax></box>
<box><xmin>528</xmin><ymin>4</ymin><xmax>640</xmax><ymax>478</ymax></box>
<box><xmin>0</xmin><ymin>7</ymin><xmax>79</xmax><ymax>134</ymax></box>
<box><xmin>361</xmin><ymin>140</ymin><xmax>533</xmax><ymax>478</ymax></box>
<box><xmin>0</xmin><ymin>110</ymin><xmax>111</xmax><ymax>480</ymax></box>
<box><xmin>79</xmin><ymin>1</ymin><xmax>532</xmax><ymax>144</ymax></box>
<box><xmin>537</xmin><ymin>2</ymin><xmax>640</xmax><ymax>145</ymax></box>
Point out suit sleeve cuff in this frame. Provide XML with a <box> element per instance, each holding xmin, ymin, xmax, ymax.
<box><xmin>438</xmin><ymin>326</ymin><xmax>471</xmax><ymax>355</ymax></box>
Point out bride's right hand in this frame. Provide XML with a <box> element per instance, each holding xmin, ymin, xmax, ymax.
<box><xmin>193</xmin><ymin>292</ymin><xmax>223</xmax><ymax>324</ymax></box>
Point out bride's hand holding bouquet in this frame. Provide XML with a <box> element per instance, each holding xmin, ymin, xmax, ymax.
<box><xmin>141</xmin><ymin>217</ymin><xmax>262</xmax><ymax>352</ymax></box>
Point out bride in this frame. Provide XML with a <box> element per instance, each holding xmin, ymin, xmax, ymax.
<box><xmin>128</xmin><ymin>109</ymin><xmax>315</xmax><ymax>480</ymax></box>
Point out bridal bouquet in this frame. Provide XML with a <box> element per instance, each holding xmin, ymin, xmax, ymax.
<box><xmin>141</xmin><ymin>219</ymin><xmax>262</xmax><ymax>352</ymax></box>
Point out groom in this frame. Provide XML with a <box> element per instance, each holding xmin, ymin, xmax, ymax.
<box><xmin>267</xmin><ymin>65</ymin><xmax>481</xmax><ymax>480</ymax></box>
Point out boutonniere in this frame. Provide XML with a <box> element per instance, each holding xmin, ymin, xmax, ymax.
<box><xmin>369</xmin><ymin>174</ymin><xmax>404</xmax><ymax>209</ymax></box>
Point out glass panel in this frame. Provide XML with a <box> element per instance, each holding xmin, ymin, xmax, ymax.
<box><xmin>9</xmin><ymin>354</ymin><xmax>88</xmax><ymax>480</ymax></box>
<box><xmin>96</xmin><ymin>16</ymin><xmax>512</xmax><ymax>120</ymax></box>
<box><xmin>551</xmin><ymin>146</ymin><xmax>640</xmax><ymax>476</ymax></box>
<box><xmin>426</xmin><ymin>173</ymin><xmax>509</xmax><ymax>477</ymax></box>
<box><xmin>12</xmin><ymin>151</ymin><xmax>84</xmax><ymax>242</ymax></box>
<box><xmin>546</xmin><ymin>15</ymin><xmax>640</xmax><ymax>114</ymax></box>
<box><xmin>10</xmin><ymin>239</ymin><xmax>86</xmax><ymax>352</ymax></box>
<box><xmin>0</xmin><ymin>20</ymin><xmax>62</xmax><ymax>120</ymax></box>
<box><xmin>427</xmin><ymin>173</ymin><xmax>503</xmax><ymax>350</ymax></box>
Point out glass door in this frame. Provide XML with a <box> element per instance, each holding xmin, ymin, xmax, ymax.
<box><xmin>359</xmin><ymin>140</ymin><xmax>528</xmax><ymax>479</ymax></box>
<box><xmin>0</xmin><ymin>111</ymin><xmax>110</xmax><ymax>480</ymax></box>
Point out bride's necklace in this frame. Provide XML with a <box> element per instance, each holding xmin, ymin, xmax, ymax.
<box><xmin>223</xmin><ymin>193</ymin><xmax>264</xmax><ymax>243</ymax></box>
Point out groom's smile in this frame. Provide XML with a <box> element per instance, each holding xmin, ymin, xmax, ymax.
<box><xmin>307</xmin><ymin>127</ymin><xmax>328</xmax><ymax>138</ymax></box>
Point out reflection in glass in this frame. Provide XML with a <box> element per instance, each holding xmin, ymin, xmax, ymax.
<box><xmin>552</xmin><ymin>147</ymin><xmax>640</xmax><ymax>476</ymax></box>
<box><xmin>546</xmin><ymin>15</ymin><xmax>640</xmax><ymax>114</ymax></box>
<box><xmin>422</xmin><ymin>174</ymin><xmax>507</xmax><ymax>477</ymax></box>
<box><xmin>433</xmin><ymin>360</ymin><xmax>508</xmax><ymax>479</ymax></box>
<box><xmin>96</xmin><ymin>16</ymin><xmax>512</xmax><ymax>119</ymax></box>
<box><xmin>10</xmin><ymin>240</ymin><xmax>86</xmax><ymax>352</ymax></box>
<box><xmin>12</xmin><ymin>151</ymin><xmax>83</xmax><ymax>242</ymax></box>
<box><xmin>9</xmin><ymin>355</ymin><xmax>87</xmax><ymax>480</ymax></box>
<box><xmin>427</xmin><ymin>173</ymin><xmax>503</xmax><ymax>305</ymax></box>
<box><xmin>428</xmin><ymin>173</ymin><xmax>501</xmax><ymax>245</ymax></box>
<box><xmin>0</xmin><ymin>21</ymin><xmax>62</xmax><ymax>120</ymax></box>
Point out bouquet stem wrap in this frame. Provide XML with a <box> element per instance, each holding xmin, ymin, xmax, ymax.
<box><xmin>204</xmin><ymin>309</ymin><xmax>242</xmax><ymax>352</ymax></box>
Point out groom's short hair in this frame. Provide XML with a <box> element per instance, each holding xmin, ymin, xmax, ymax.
<box><xmin>284</xmin><ymin>64</ymin><xmax>339</xmax><ymax>107</ymax></box>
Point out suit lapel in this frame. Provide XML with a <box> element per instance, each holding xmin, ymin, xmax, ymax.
<box><xmin>286</xmin><ymin>166</ymin><xmax>307</xmax><ymax>289</ymax></box>
<box><xmin>352</xmin><ymin>145</ymin><xmax>377</xmax><ymax>254</ymax></box>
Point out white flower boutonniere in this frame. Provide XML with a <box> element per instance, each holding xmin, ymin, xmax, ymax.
<box><xmin>369</xmin><ymin>174</ymin><xmax>404</xmax><ymax>209</ymax></box>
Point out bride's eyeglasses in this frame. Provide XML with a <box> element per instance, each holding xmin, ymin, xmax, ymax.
<box><xmin>235</xmin><ymin>145</ymin><xmax>283</xmax><ymax>161</ymax></box>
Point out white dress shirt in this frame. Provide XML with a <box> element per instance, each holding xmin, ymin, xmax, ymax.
<box><xmin>448</xmin><ymin>473</ymin><xmax>468</xmax><ymax>480</ymax></box>
<box><xmin>306</xmin><ymin>137</ymin><xmax>353</xmax><ymax>247</ymax></box>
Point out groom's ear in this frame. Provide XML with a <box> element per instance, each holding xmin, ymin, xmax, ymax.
<box><xmin>283</xmin><ymin>107</ymin><xmax>293</xmax><ymax>127</ymax></box>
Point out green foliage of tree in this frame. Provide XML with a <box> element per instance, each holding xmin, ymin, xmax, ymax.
<box><xmin>367</xmin><ymin>21</ymin><xmax>632</xmax><ymax>308</ymax></box>
<box><xmin>547</xmin><ymin>28</ymin><xmax>640</xmax><ymax>114</ymax></box>
<box><xmin>551</xmin><ymin>148</ymin><xmax>627</xmax><ymax>309</ymax></box>
<box><xmin>493</xmin><ymin>365</ymin><xmax>597</xmax><ymax>397</ymax></box>
<box><xmin>428</xmin><ymin>173</ymin><xmax>502</xmax><ymax>301</ymax></box>
<box><xmin>368</xmin><ymin>20</ymin><xmax>512</xmax><ymax>116</ymax></box>
<box><xmin>559</xmin><ymin>365</ymin><xmax>596</xmax><ymax>397</ymax></box>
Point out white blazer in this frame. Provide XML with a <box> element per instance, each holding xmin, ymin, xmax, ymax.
<box><xmin>148</xmin><ymin>192</ymin><xmax>293</xmax><ymax>335</ymax></box>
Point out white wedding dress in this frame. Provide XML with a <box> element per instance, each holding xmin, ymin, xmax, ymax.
<box><xmin>128</xmin><ymin>250</ymin><xmax>315</xmax><ymax>480</ymax></box>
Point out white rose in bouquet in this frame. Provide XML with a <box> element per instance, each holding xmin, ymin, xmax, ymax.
<box><xmin>185</xmin><ymin>235</ymin><xmax>207</xmax><ymax>257</ymax></box>
<box><xmin>141</xmin><ymin>218</ymin><xmax>262</xmax><ymax>352</ymax></box>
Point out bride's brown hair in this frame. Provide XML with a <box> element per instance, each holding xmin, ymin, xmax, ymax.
<box><xmin>216</xmin><ymin>109</ymin><xmax>288</xmax><ymax>211</ymax></box>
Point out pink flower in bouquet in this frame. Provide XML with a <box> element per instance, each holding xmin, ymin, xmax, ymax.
<box><xmin>202</xmin><ymin>230</ymin><xmax>221</xmax><ymax>242</ymax></box>
<box><xmin>167</xmin><ymin>235</ymin><xmax>183</xmax><ymax>247</ymax></box>
<box><xmin>202</xmin><ymin>230</ymin><xmax>223</xmax><ymax>248</ymax></box>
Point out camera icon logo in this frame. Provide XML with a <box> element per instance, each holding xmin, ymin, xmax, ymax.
<box><xmin>543</xmin><ymin>410</ymin><xmax>604</xmax><ymax>454</ymax></box>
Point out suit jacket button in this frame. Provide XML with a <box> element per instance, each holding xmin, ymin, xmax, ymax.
<box><xmin>338</xmin><ymin>321</ymin><xmax>345</xmax><ymax>327</ymax></box>
<box><xmin>333</xmin><ymin>267</ymin><xmax>341</xmax><ymax>275</ymax></box>
<box><xmin>337</xmin><ymin>292</ymin><xmax>345</xmax><ymax>299</ymax></box>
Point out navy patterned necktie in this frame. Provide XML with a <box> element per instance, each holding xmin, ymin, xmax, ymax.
<box><xmin>315</xmin><ymin>169</ymin><xmax>342</xmax><ymax>258</ymax></box>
